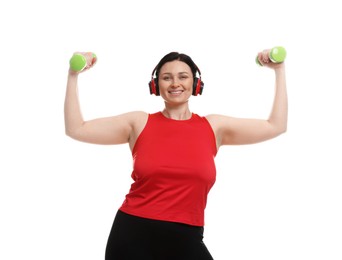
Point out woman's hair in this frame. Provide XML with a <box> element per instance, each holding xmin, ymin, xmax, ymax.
<box><xmin>154</xmin><ymin>52</ymin><xmax>199</xmax><ymax>79</ymax></box>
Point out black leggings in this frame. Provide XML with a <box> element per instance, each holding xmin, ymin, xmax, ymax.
<box><xmin>105</xmin><ymin>210</ymin><xmax>214</xmax><ymax>260</ymax></box>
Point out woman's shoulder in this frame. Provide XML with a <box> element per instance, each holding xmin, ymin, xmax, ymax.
<box><xmin>122</xmin><ymin>110</ymin><xmax>149</xmax><ymax>118</ymax></box>
<box><xmin>125</xmin><ymin>111</ymin><xmax>149</xmax><ymax>122</ymax></box>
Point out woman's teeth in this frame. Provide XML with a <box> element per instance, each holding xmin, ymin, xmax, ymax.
<box><xmin>169</xmin><ymin>90</ymin><xmax>183</xmax><ymax>94</ymax></box>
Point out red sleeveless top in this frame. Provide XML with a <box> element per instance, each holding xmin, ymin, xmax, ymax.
<box><xmin>119</xmin><ymin>112</ymin><xmax>217</xmax><ymax>226</ymax></box>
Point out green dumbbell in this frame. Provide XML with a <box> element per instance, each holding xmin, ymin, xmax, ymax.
<box><xmin>69</xmin><ymin>53</ymin><xmax>97</xmax><ymax>72</ymax></box>
<box><xmin>256</xmin><ymin>46</ymin><xmax>286</xmax><ymax>66</ymax></box>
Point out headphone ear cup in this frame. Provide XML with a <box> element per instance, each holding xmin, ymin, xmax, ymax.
<box><xmin>192</xmin><ymin>77</ymin><xmax>204</xmax><ymax>96</ymax></box>
<box><xmin>149</xmin><ymin>78</ymin><xmax>160</xmax><ymax>95</ymax></box>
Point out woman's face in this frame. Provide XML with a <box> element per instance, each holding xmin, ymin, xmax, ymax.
<box><xmin>158</xmin><ymin>60</ymin><xmax>194</xmax><ymax>104</ymax></box>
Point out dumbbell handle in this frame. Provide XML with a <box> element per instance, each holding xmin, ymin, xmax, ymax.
<box><xmin>69</xmin><ymin>53</ymin><xmax>97</xmax><ymax>72</ymax></box>
<box><xmin>256</xmin><ymin>46</ymin><xmax>286</xmax><ymax>66</ymax></box>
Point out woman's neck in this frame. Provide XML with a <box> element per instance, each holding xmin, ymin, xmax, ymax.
<box><xmin>162</xmin><ymin>103</ymin><xmax>192</xmax><ymax>120</ymax></box>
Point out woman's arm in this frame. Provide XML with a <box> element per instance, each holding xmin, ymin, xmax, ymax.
<box><xmin>206</xmin><ymin>49</ymin><xmax>288</xmax><ymax>147</ymax></box>
<box><xmin>64</xmin><ymin>53</ymin><xmax>147</xmax><ymax>145</ymax></box>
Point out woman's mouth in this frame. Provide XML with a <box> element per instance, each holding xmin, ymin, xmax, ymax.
<box><xmin>168</xmin><ymin>90</ymin><xmax>184</xmax><ymax>95</ymax></box>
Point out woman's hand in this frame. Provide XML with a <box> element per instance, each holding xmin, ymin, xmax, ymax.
<box><xmin>257</xmin><ymin>49</ymin><xmax>285</xmax><ymax>70</ymax></box>
<box><xmin>69</xmin><ymin>52</ymin><xmax>97</xmax><ymax>74</ymax></box>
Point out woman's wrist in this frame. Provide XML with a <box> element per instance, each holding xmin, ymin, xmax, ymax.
<box><xmin>68</xmin><ymin>69</ymin><xmax>79</xmax><ymax>77</ymax></box>
<box><xmin>274</xmin><ymin>64</ymin><xmax>285</xmax><ymax>75</ymax></box>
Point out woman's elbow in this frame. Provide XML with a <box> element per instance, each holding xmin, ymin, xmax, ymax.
<box><xmin>275</xmin><ymin>124</ymin><xmax>287</xmax><ymax>137</ymax></box>
<box><xmin>65</xmin><ymin>127</ymin><xmax>82</xmax><ymax>141</ymax></box>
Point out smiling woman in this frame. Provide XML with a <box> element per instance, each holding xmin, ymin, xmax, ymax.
<box><xmin>148</xmin><ymin>52</ymin><xmax>204</xmax><ymax>98</ymax></box>
<box><xmin>64</xmin><ymin>50</ymin><xmax>287</xmax><ymax>259</ymax></box>
<box><xmin>158</xmin><ymin>61</ymin><xmax>197</xmax><ymax>104</ymax></box>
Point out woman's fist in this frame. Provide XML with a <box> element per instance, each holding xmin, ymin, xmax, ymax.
<box><xmin>69</xmin><ymin>52</ymin><xmax>97</xmax><ymax>72</ymax></box>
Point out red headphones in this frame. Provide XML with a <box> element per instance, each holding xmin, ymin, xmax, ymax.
<box><xmin>148</xmin><ymin>66</ymin><xmax>204</xmax><ymax>96</ymax></box>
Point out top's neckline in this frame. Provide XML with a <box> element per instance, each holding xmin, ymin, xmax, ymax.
<box><xmin>158</xmin><ymin>111</ymin><xmax>195</xmax><ymax>122</ymax></box>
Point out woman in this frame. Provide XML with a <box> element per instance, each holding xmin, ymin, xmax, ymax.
<box><xmin>64</xmin><ymin>50</ymin><xmax>287</xmax><ymax>259</ymax></box>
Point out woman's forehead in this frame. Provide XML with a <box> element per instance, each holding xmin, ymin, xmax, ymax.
<box><xmin>159</xmin><ymin>60</ymin><xmax>192</xmax><ymax>73</ymax></box>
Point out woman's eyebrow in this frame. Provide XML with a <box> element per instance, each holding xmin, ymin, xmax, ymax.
<box><xmin>161</xmin><ymin>71</ymin><xmax>189</xmax><ymax>76</ymax></box>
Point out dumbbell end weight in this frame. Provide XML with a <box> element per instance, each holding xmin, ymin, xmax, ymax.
<box><xmin>69</xmin><ymin>53</ymin><xmax>97</xmax><ymax>72</ymax></box>
<box><xmin>256</xmin><ymin>46</ymin><xmax>286</xmax><ymax>66</ymax></box>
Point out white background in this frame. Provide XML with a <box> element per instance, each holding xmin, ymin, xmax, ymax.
<box><xmin>1</xmin><ymin>0</ymin><xmax>341</xmax><ymax>259</ymax></box>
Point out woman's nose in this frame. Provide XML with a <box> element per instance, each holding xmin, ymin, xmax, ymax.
<box><xmin>171</xmin><ymin>77</ymin><xmax>180</xmax><ymax>87</ymax></box>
